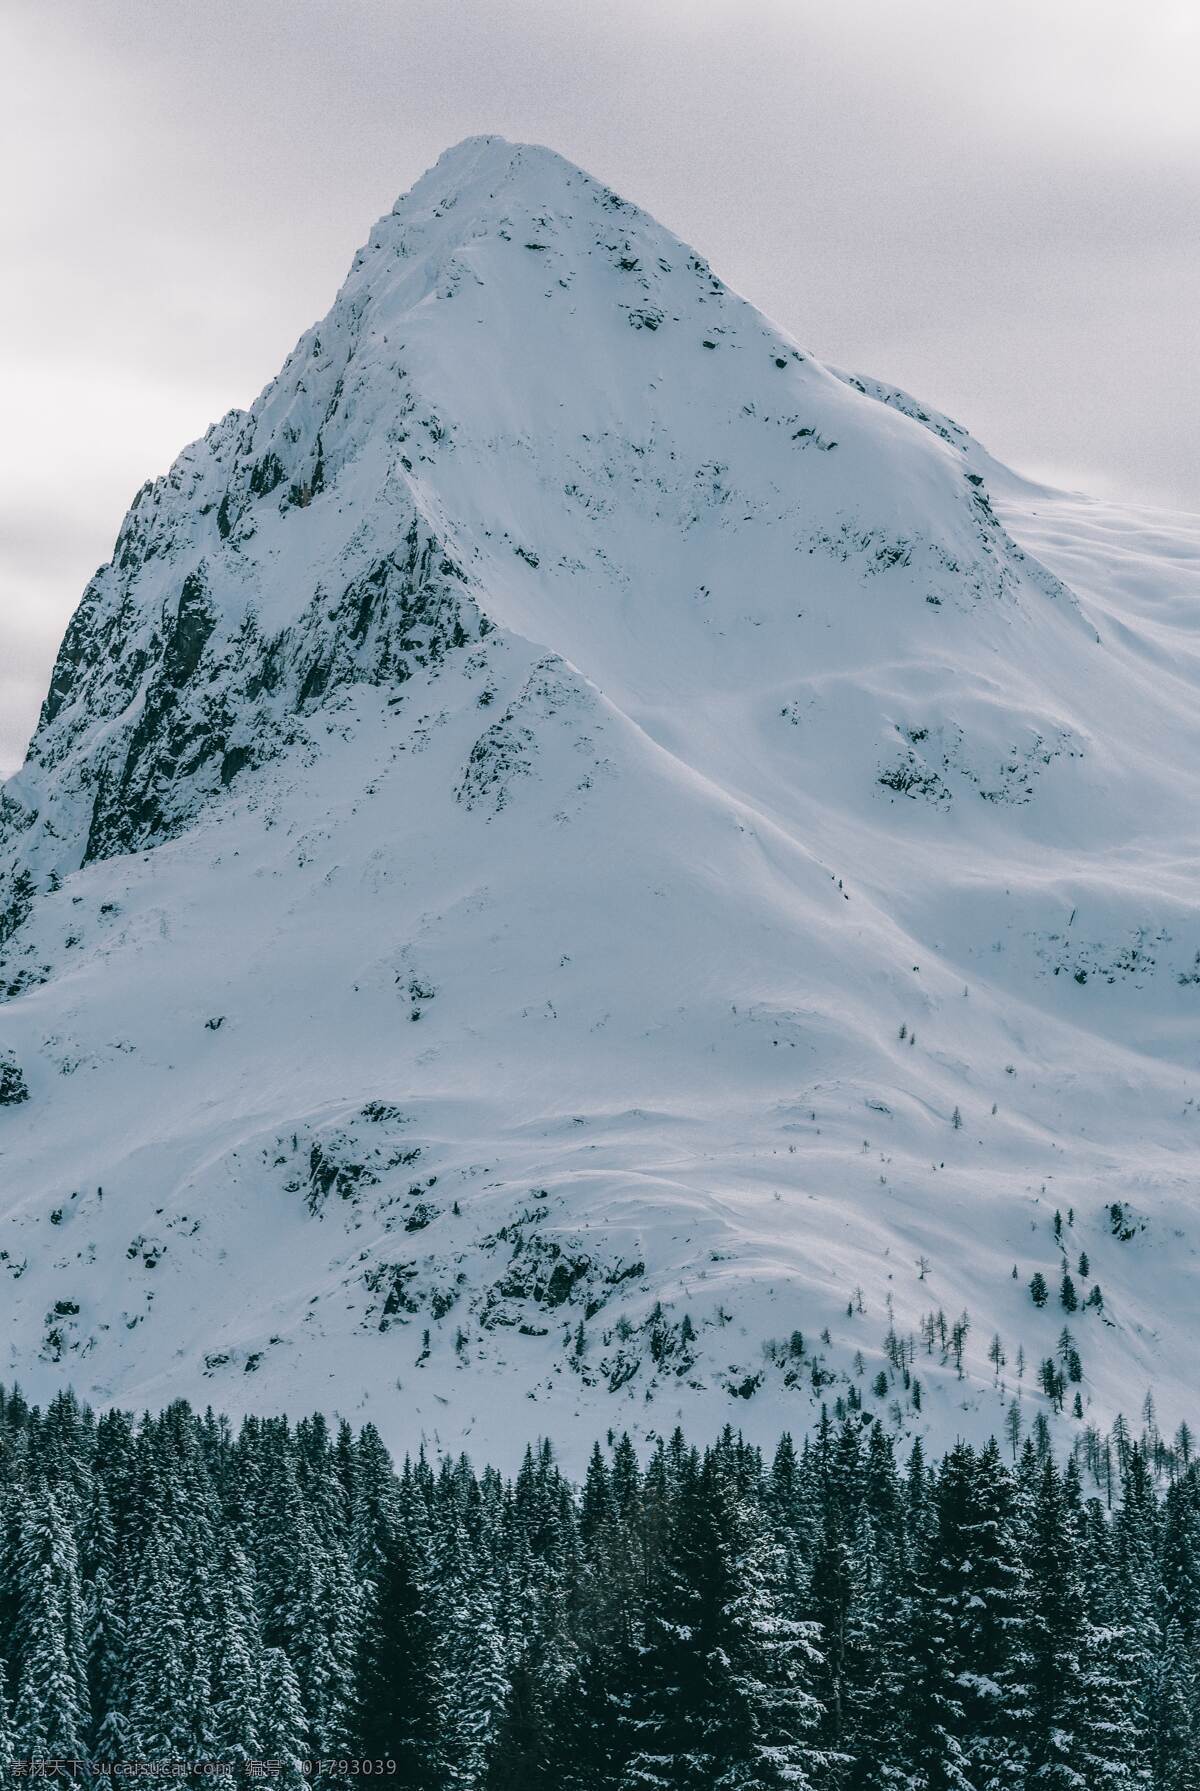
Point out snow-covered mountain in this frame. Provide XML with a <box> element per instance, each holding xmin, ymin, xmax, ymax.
<box><xmin>3</xmin><ymin>136</ymin><xmax>1200</xmax><ymax>1466</ymax></box>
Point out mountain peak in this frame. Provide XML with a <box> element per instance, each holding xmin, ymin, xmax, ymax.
<box><xmin>1</xmin><ymin>135</ymin><xmax>1080</xmax><ymax>881</ymax></box>
<box><xmin>7</xmin><ymin>145</ymin><xmax>1196</xmax><ymax>1460</ymax></box>
<box><xmin>395</xmin><ymin>133</ymin><xmax>579</xmax><ymax>210</ymax></box>
<box><xmin>371</xmin><ymin>133</ymin><xmax>642</xmax><ymax>271</ymax></box>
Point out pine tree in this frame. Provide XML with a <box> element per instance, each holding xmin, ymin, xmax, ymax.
<box><xmin>838</xmin><ymin>1504</ymin><xmax>909</xmax><ymax>1789</ymax></box>
<box><xmin>85</xmin><ymin>1560</ymin><xmax>130</xmax><ymax>1759</ymax></box>
<box><xmin>1025</xmin><ymin>1457</ymin><xmax>1086</xmax><ymax>1787</ymax></box>
<box><xmin>124</xmin><ymin>1530</ymin><xmax>192</xmax><ymax>1760</ymax></box>
<box><xmin>1159</xmin><ymin>1471</ymin><xmax>1200</xmax><ymax>1648</ymax></box>
<box><xmin>487</xmin><ymin>1657</ymin><xmax>545</xmax><ymax>1791</ymax></box>
<box><xmin>0</xmin><ymin>1378</ymin><xmax>1196</xmax><ymax>1791</ymax></box>
<box><xmin>1153</xmin><ymin>1617</ymin><xmax>1200</xmax><ymax>1791</ymax></box>
<box><xmin>259</xmin><ymin>1647</ymin><xmax>309</xmax><ymax>1791</ymax></box>
<box><xmin>1111</xmin><ymin>1447</ymin><xmax>1161</xmax><ymax>1773</ymax></box>
<box><xmin>958</xmin><ymin>1440</ymin><xmax>1030</xmax><ymax>1787</ymax></box>
<box><xmin>355</xmin><ymin>1488</ymin><xmax>449</xmax><ymax>1784</ymax></box>
<box><xmin>1075</xmin><ymin>1496</ymin><xmax>1149</xmax><ymax>1789</ymax></box>
<box><xmin>620</xmin><ymin>1448</ymin><xmax>711</xmax><ymax>1790</ymax></box>
<box><xmin>209</xmin><ymin>1533</ymin><xmax>263</xmax><ymax>1765</ymax></box>
<box><xmin>450</xmin><ymin>1582</ymin><xmax>510</xmax><ymax>1787</ymax></box>
<box><xmin>567</xmin><ymin>1448</ymin><xmax>640</xmax><ymax>1790</ymax></box>
<box><xmin>906</xmin><ymin>1443</ymin><xmax>979</xmax><ymax>1791</ymax></box>
<box><xmin>708</xmin><ymin>1464</ymin><xmax>830</xmax><ymax>1789</ymax></box>
<box><xmin>808</xmin><ymin>1461</ymin><xmax>857</xmax><ymax>1753</ymax></box>
<box><xmin>622</xmin><ymin>1451</ymin><xmax>829</xmax><ymax>1790</ymax></box>
<box><xmin>320</xmin><ymin>1540</ymin><xmax>361</xmax><ymax>1756</ymax></box>
<box><xmin>10</xmin><ymin>1486</ymin><xmax>90</xmax><ymax>1759</ymax></box>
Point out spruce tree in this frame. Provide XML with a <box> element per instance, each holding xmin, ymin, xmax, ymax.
<box><xmin>450</xmin><ymin>1582</ymin><xmax>510</xmax><ymax>1787</ymax></box>
<box><xmin>959</xmin><ymin>1440</ymin><xmax>1030</xmax><ymax>1787</ymax></box>
<box><xmin>355</xmin><ymin>1489</ymin><xmax>448</xmax><ymax>1784</ymax></box>
<box><xmin>10</xmin><ymin>1486</ymin><xmax>90</xmax><ymax>1759</ymax></box>
<box><xmin>838</xmin><ymin>1505</ymin><xmax>909</xmax><ymax>1789</ymax></box>
<box><xmin>906</xmin><ymin>1443</ymin><xmax>979</xmax><ymax>1791</ymax></box>
<box><xmin>620</xmin><ymin>1448</ymin><xmax>709</xmax><ymax>1790</ymax></box>
<box><xmin>85</xmin><ymin>1560</ymin><xmax>130</xmax><ymax>1760</ymax></box>
<box><xmin>1025</xmin><ymin>1457</ymin><xmax>1086</xmax><ymax>1787</ymax></box>
<box><xmin>1153</xmin><ymin>1617</ymin><xmax>1200</xmax><ymax>1791</ymax></box>
<box><xmin>487</xmin><ymin>1657</ymin><xmax>546</xmax><ymax>1791</ymax></box>
<box><xmin>259</xmin><ymin>1647</ymin><xmax>309</xmax><ymax>1791</ymax></box>
<box><xmin>0</xmin><ymin>1378</ymin><xmax>1195</xmax><ymax>1791</ymax></box>
<box><xmin>1075</xmin><ymin>1496</ymin><xmax>1149</xmax><ymax>1789</ymax></box>
<box><xmin>209</xmin><ymin>1533</ymin><xmax>263</xmax><ymax>1766</ymax></box>
<box><xmin>124</xmin><ymin>1530</ymin><xmax>192</xmax><ymax>1760</ymax></box>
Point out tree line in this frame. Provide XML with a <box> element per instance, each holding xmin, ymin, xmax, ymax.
<box><xmin>0</xmin><ymin>1382</ymin><xmax>1195</xmax><ymax>1788</ymax></box>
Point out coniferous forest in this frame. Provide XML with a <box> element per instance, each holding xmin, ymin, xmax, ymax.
<box><xmin>0</xmin><ymin>1385</ymin><xmax>1197</xmax><ymax>1788</ymax></box>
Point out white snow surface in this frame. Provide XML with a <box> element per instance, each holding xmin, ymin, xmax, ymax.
<box><xmin>2</xmin><ymin>136</ymin><xmax>1199</xmax><ymax>1468</ymax></box>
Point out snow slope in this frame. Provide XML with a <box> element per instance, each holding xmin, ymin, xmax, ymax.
<box><xmin>2</xmin><ymin>136</ymin><xmax>1199</xmax><ymax>1467</ymax></box>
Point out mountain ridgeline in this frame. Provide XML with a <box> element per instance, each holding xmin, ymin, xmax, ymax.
<box><xmin>0</xmin><ymin>137</ymin><xmax>1077</xmax><ymax>892</ymax></box>
<box><xmin>2</xmin><ymin>137</ymin><xmax>1200</xmax><ymax>1465</ymax></box>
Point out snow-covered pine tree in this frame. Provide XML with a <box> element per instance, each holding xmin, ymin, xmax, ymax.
<box><xmin>1074</xmin><ymin>1493</ymin><xmax>1151</xmax><ymax>1789</ymax></box>
<box><xmin>355</xmin><ymin>1475</ymin><xmax>449</xmax><ymax>1784</ymax></box>
<box><xmin>1024</xmin><ymin>1455</ymin><xmax>1086</xmax><ymax>1787</ymax></box>
<box><xmin>619</xmin><ymin>1444</ymin><xmax>709</xmax><ymax>1791</ymax></box>
<box><xmin>700</xmin><ymin>1453</ymin><xmax>832</xmax><ymax>1790</ymax></box>
<box><xmin>259</xmin><ymin>1647</ymin><xmax>309</xmax><ymax>1791</ymax></box>
<box><xmin>564</xmin><ymin>1448</ymin><xmax>641</xmax><ymax>1791</ymax></box>
<box><xmin>1153</xmin><ymin>1617</ymin><xmax>1200</xmax><ymax>1791</ymax></box>
<box><xmin>84</xmin><ymin>1559</ymin><xmax>130</xmax><ymax>1761</ymax></box>
<box><xmin>486</xmin><ymin>1655</ymin><xmax>545</xmax><ymax>1791</ymax></box>
<box><xmin>958</xmin><ymin>1439</ymin><xmax>1031</xmax><ymax>1788</ymax></box>
<box><xmin>10</xmin><ymin>1485</ymin><xmax>90</xmax><ymax>1759</ymax></box>
<box><xmin>449</xmin><ymin>1581</ymin><xmax>510</xmax><ymax>1787</ymax></box>
<box><xmin>209</xmin><ymin>1532</ymin><xmax>263</xmax><ymax>1766</ymax></box>
<box><xmin>905</xmin><ymin>1442</ymin><xmax>979</xmax><ymax>1791</ymax></box>
<box><xmin>835</xmin><ymin>1504</ymin><xmax>909</xmax><ymax>1789</ymax></box>
<box><xmin>123</xmin><ymin>1529</ymin><xmax>193</xmax><ymax>1761</ymax></box>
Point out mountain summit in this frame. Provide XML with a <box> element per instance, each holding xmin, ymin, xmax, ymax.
<box><xmin>3</xmin><ymin>139</ymin><xmax>1200</xmax><ymax>1461</ymax></box>
<box><xmin>2</xmin><ymin>134</ymin><xmax>1083</xmax><ymax>876</ymax></box>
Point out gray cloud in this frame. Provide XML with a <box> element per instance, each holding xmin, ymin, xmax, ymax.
<box><xmin>3</xmin><ymin>0</ymin><xmax>1197</xmax><ymax>773</ymax></box>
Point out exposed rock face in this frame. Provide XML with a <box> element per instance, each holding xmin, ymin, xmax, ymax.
<box><xmin>0</xmin><ymin>1050</ymin><xmax>29</xmax><ymax>1105</ymax></box>
<box><xmin>20</xmin><ymin>469</ymin><xmax>479</xmax><ymax>872</ymax></box>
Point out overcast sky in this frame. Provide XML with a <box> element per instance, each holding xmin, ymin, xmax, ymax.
<box><xmin>3</xmin><ymin>0</ymin><xmax>1198</xmax><ymax>774</ymax></box>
